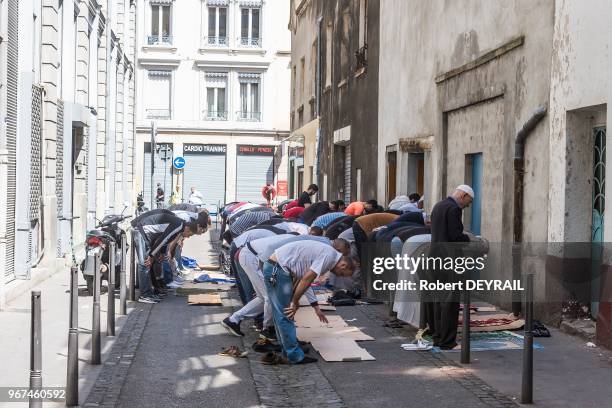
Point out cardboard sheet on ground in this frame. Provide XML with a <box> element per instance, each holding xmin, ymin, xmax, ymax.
<box><xmin>176</xmin><ymin>282</ymin><xmax>233</xmax><ymax>296</ymax></box>
<box><xmin>310</xmin><ymin>338</ymin><xmax>375</xmax><ymax>362</ymax></box>
<box><xmin>187</xmin><ymin>293</ymin><xmax>223</xmax><ymax>306</ymax></box>
<box><xmin>294</xmin><ymin>308</ymin><xmax>347</xmax><ymax>328</ymax></box>
<box><xmin>199</xmin><ymin>264</ymin><xmax>221</xmax><ymax>271</ymax></box>
<box><xmin>297</xmin><ymin>326</ymin><xmax>374</xmax><ymax>342</ymax></box>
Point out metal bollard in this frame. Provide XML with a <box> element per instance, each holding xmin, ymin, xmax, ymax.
<box><xmin>29</xmin><ymin>291</ymin><xmax>42</xmax><ymax>408</ymax></box>
<box><xmin>461</xmin><ymin>289</ymin><xmax>471</xmax><ymax>364</ymax></box>
<box><xmin>91</xmin><ymin>251</ymin><xmax>101</xmax><ymax>365</ymax></box>
<box><xmin>107</xmin><ymin>241</ymin><xmax>116</xmax><ymax>336</ymax></box>
<box><xmin>120</xmin><ymin>233</ymin><xmax>127</xmax><ymax>315</ymax></box>
<box><xmin>66</xmin><ymin>267</ymin><xmax>79</xmax><ymax>406</ymax></box>
<box><xmin>129</xmin><ymin>233</ymin><xmax>136</xmax><ymax>301</ymax></box>
<box><xmin>521</xmin><ymin>273</ymin><xmax>535</xmax><ymax>404</ymax></box>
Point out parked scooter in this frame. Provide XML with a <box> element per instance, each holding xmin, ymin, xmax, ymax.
<box><xmin>81</xmin><ymin>205</ymin><xmax>132</xmax><ymax>295</ymax></box>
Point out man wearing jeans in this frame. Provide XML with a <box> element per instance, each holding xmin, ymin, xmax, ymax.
<box><xmin>263</xmin><ymin>241</ymin><xmax>354</xmax><ymax>364</ymax></box>
<box><xmin>221</xmin><ymin>234</ymin><xmax>349</xmax><ymax>340</ymax></box>
<box><xmin>131</xmin><ymin>209</ymin><xmax>194</xmax><ymax>304</ymax></box>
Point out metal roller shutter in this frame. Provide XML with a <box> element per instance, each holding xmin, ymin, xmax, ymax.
<box><xmin>5</xmin><ymin>0</ymin><xmax>19</xmax><ymax>281</ymax></box>
<box><xmin>56</xmin><ymin>101</ymin><xmax>64</xmax><ymax>257</ymax></box>
<box><xmin>182</xmin><ymin>144</ymin><xmax>226</xmax><ymax>206</ymax></box>
<box><xmin>236</xmin><ymin>145</ymin><xmax>274</xmax><ymax>203</ymax></box>
<box><xmin>143</xmin><ymin>142</ymin><xmax>173</xmax><ymax>209</ymax></box>
<box><xmin>344</xmin><ymin>145</ymin><xmax>351</xmax><ymax>203</ymax></box>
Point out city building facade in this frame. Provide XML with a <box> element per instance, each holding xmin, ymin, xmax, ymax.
<box><xmin>287</xmin><ymin>0</ymin><xmax>379</xmax><ymax>202</ymax></box>
<box><xmin>0</xmin><ymin>0</ymin><xmax>137</xmax><ymax>307</ymax></box>
<box><xmin>133</xmin><ymin>0</ymin><xmax>291</xmax><ymax>209</ymax></box>
<box><xmin>378</xmin><ymin>0</ymin><xmax>612</xmax><ymax>347</ymax></box>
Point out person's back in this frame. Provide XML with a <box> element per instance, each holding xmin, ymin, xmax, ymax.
<box><xmin>189</xmin><ymin>188</ymin><xmax>205</xmax><ymax>205</ymax></box>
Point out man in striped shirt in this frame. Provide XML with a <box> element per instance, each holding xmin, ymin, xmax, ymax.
<box><xmin>131</xmin><ymin>209</ymin><xmax>202</xmax><ymax>303</ymax></box>
<box><xmin>228</xmin><ymin>210</ymin><xmax>279</xmax><ymax>238</ymax></box>
<box><xmin>311</xmin><ymin>211</ymin><xmax>347</xmax><ymax>229</ymax></box>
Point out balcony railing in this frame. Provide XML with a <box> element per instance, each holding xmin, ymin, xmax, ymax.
<box><xmin>355</xmin><ymin>44</ymin><xmax>368</xmax><ymax>70</ymax></box>
<box><xmin>236</xmin><ymin>111</ymin><xmax>261</xmax><ymax>122</ymax></box>
<box><xmin>204</xmin><ymin>110</ymin><xmax>228</xmax><ymax>121</ymax></box>
<box><xmin>237</xmin><ymin>37</ymin><xmax>262</xmax><ymax>48</ymax></box>
<box><xmin>146</xmin><ymin>109</ymin><xmax>171</xmax><ymax>119</ymax></box>
<box><xmin>147</xmin><ymin>35</ymin><xmax>173</xmax><ymax>45</ymax></box>
<box><xmin>205</xmin><ymin>36</ymin><xmax>229</xmax><ymax>47</ymax></box>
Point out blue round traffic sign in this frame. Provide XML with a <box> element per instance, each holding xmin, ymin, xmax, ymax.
<box><xmin>173</xmin><ymin>156</ymin><xmax>186</xmax><ymax>170</ymax></box>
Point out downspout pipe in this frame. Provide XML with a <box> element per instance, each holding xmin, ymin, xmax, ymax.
<box><xmin>512</xmin><ymin>105</ymin><xmax>547</xmax><ymax>316</ymax></box>
<box><xmin>314</xmin><ymin>16</ymin><xmax>323</xmax><ymax>190</ymax></box>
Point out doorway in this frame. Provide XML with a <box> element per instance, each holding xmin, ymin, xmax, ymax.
<box><xmin>386</xmin><ymin>149</ymin><xmax>397</xmax><ymax>204</ymax></box>
<box><xmin>465</xmin><ymin>153</ymin><xmax>483</xmax><ymax>235</ymax></box>
<box><xmin>591</xmin><ymin>126</ymin><xmax>606</xmax><ymax>318</ymax></box>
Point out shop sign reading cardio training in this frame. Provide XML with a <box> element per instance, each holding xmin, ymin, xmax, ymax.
<box><xmin>183</xmin><ymin>144</ymin><xmax>227</xmax><ymax>155</ymax></box>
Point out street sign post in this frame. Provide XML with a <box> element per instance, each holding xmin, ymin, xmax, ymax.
<box><xmin>173</xmin><ymin>156</ymin><xmax>186</xmax><ymax>170</ymax></box>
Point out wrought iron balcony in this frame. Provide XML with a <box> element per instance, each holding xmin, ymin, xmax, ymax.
<box><xmin>147</xmin><ymin>35</ymin><xmax>173</xmax><ymax>45</ymax></box>
<box><xmin>355</xmin><ymin>44</ymin><xmax>368</xmax><ymax>70</ymax></box>
<box><xmin>204</xmin><ymin>110</ymin><xmax>228</xmax><ymax>121</ymax></box>
<box><xmin>146</xmin><ymin>109</ymin><xmax>171</xmax><ymax>119</ymax></box>
<box><xmin>236</xmin><ymin>111</ymin><xmax>261</xmax><ymax>122</ymax></box>
<box><xmin>205</xmin><ymin>36</ymin><xmax>229</xmax><ymax>47</ymax></box>
<box><xmin>237</xmin><ymin>37</ymin><xmax>262</xmax><ymax>48</ymax></box>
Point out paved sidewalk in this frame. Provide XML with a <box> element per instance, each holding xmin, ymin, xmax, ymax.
<box><xmin>0</xmin><ymin>264</ymin><xmax>138</xmax><ymax>408</ymax></box>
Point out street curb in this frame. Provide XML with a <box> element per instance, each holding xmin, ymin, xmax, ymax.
<box><xmin>82</xmin><ymin>303</ymin><xmax>153</xmax><ymax>407</ymax></box>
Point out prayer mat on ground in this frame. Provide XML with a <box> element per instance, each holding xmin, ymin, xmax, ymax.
<box><xmin>187</xmin><ymin>293</ymin><xmax>223</xmax><ymax>306</ymax></box>
<box><xmin>458</xmin><ymin>313</ymin><xmax>525</xmax><ymax>332</ymax></box>
<box><xmin>433</xmin><ymin>331</ymin><xmax>543</xmax><ymax>352</ymax></box>
<box><xmin>310</xmin><ymin>338</ymin><xmax>375</xmax><ymax>362</ymax></box>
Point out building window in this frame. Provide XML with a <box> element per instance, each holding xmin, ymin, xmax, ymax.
<box><xmin>204</xmin><ymin>72</ymin><xmax>228</xmax><ymax>121</ymax></box>
<box><xmin>300</xmin><ymin>57</ymin><xmax>305</xmax><ymax>102</ymax></box>
<box><xmin>325</xmin><ymin>24</ymin><xmax>332</xmax><ymax>88</ymax></box>
<box><xmin>149</xmin><ymin>2</ymin><xmax>172</xmax><ymax>45</ymax></box>
<box><xmin>292</xmin><ymin>65</ymin><xmax>297</xmax><ymax>106</ymax></box>
<box><xmin>145</xmin><ymin>70</ymin><xmax>172</xmax><ymax>119</ymax></box>
<box><xmin>237</xmin><ymin>73</ymin><xmax>261</xmax><ymax>121</ymax></box>
<box><xmin>239</xmin><ymin>6</ymin><xmax>261</xmax><ymax>47</ymax></box>
<box><xmin>207</xmin><ymin>4</ymin><xmax>228</xmax><ymax>46</ymax></box>
<box><xmin>356</xmin><ymin>0</ymin><xmax>368</xmax><ymax>70</ymax></box>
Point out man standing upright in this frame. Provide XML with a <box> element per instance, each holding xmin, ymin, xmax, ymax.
<box><xmin>429</xmin><ymin>185</ymin><xmax>473</xmax><ymax>349</ymax></box>
<box><xmin>189</xmin><ymin>186</ymin><xmax>205</xmax><ymax>205</ymax></box>
<box><xmin>297</xmin><ymin>184</ymin><xmax>318</xmax><ymax>208</ymax></box>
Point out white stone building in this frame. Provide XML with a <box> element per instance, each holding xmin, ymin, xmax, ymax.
<box><xmin>134</xmin><ymin>0</ymin><xmax>291</xmax><ymax>209</ymax></box>
<box><xmin>0</xmin><ymin>0</ymin><xmax>137</xmax><ymax>307</ymax></box>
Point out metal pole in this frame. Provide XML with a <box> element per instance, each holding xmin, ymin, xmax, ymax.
<box><xmin>460</xmin><ymin>289</ymin><xmax>471</xmax><ymax>364</ymax></box>
<box><xmin>107</xmin><ymin>241</ymin><xmax>116</xmax><ymax>336</ymax></box>
<box><xmin>521</xmin><ymin>273</ymin><xmax>535</xmax><ymax>404</ymax></box>
<box><xmin>120</xmin><ymin>232</ymin><xmax>127</xmax><ymax>315</ymax></box>
<box><xmin>150</xmin><ymin>121</ymin><xmax>156</xmax><ymax>208</ymax></box>
<box><xmin>29</xmin><ymin>291</ymin><xmax>42</xmax><ymax>408</ymax></box>
<box><xmin>66</xmin><ymin>267</ymin><xmax>79</xmax><ymax>406</ymax></box>
<box><xmin>129</xmin><ymin>232</ymin><xmax>136</xmax><ymax>301</ymax></box>
<box><xmin>91</xmin><ymin>251</ymin><xmax>101</xmax><ymax>365</ymax></box>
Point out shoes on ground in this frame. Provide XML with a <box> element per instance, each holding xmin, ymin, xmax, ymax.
<box><xmin>295</xmin><ymin>356</ymin><xmax>317</xmax><ymax>365</ymax></box>
<box><xmin>252</xmin><ymin>339</ymin><xmax>281</xmax><ymax>353</ymax></box>
<box><xmin>138</xmin><ymin>296</ymin><xmax>159</xmax><ymax>304</ymax></box>
<box><xmin>260</xmin><ymin>327</ymin><xmax>277</xmax><ymax>341</ymax></box>
<box><xmin>221</xmin><ymin>317</ymin><xmax>244</xmax><ymax>337</ymax></box>
<box><xmin>261</xmin><ymin>352</ymin><xmax>288</xmax><ymax>365</ymax></box>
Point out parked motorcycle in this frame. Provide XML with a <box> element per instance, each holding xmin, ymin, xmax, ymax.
<box><xmin>81</xmin><ymin>205</ymin><xmax>132</xmax><ymax>295</ymax></box>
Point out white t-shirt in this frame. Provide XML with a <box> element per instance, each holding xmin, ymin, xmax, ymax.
<box><xmin>274</xmin><ymin>241</ymin><xmax>341</xmax><ymax>279</ymax></box>
<box><xmin>274</xmin><ymin>222</ymin><xmax>309</xmax><ymax>235</ymax></box>
<box><xmin>189</xmin><ymin>191</ymin><xmax>205</xmax><ymax>205</ymax></box>
<box><xmin>233</xmin><ymin>228</ymin><xmax>277</xmax><ymax>248</ymax></box>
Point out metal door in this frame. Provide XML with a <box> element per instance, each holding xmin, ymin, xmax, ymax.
<box><xmin>344</xmin><ymin>145</ymin><xmax>351</xmax><ymax>203</ymax></box>
<box><xmin>236</xmin><ymin>145</ymin><xmax>274</xmax><ymax>203</ymax></box>
<box><xmin>182</xmin><ymin>144</ymin><xmax>227</xmax><ymax>206</ymax></box>
<box><xmin>591</xmin><ymin>126</ymin><xmax>606</xmax><ymax>318</ymax></box>
<box><xmin>470</xmin><ymin>153</ymin><xmax>483</xmax><ymax>235</ymax></box>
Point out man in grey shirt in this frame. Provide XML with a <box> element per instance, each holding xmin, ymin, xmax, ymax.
<box><xmin>221</xmin><ymin>234</ymin><xmax>349</xmax><ymax>340</ymax></box>
<box><xmin>262</xmin><ymin>241</ymin><xmax>353</xmax><ymax>364</ymax></box>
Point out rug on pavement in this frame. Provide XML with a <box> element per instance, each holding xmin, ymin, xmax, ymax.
<box><xmin>458</xmin><ymin>313</ymin><xmax>525</xmax><ymax>332</ymax></box>
<box><xmin>435</xmin><ymin>330</ymin><xmax>543</xmax><ymax>352</ymax></box>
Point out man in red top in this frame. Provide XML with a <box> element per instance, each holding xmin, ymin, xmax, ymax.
<box><xmin>283</xmin><ymin>206</ymin><xmax>305</xmax><ymax>220</ymax></box>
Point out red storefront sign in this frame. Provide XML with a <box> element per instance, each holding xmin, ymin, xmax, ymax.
<box><xmin>277</xmin><ymin>180</ymin><xmax>288</xmax><ymax>196</ymax></box>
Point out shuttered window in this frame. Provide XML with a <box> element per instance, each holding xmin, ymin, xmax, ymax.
<box><xmin>145</xmin><ymin>70</ymin><xmax>171</xmax><ymax>119</ymax></box>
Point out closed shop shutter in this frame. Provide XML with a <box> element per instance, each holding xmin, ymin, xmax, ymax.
<box><xmin>5</xmin><ymin>0</ymin><xmax>19</xmax><ymax>281</ymax></box>
<box><xmin>182</xmin><ymin>144</ymin><xmax>226</xmax><ymax>206</ymax></box>
<box><xmin>344</xmin><ymin>145</ymin><xmax>351</xmax><ymax>203</ymax></box>
<box><xmin>29</xmin><ymin>85</ymin><xmax>44</xmax><ymax>264</ymax></box>
<box><xmin>56</xmin><ymin>101</ymin><xmax>64</xmax><ymax>257</ymax></box>
<box><xmin>236</xmin><ymin>145</ymin><xmax>274</xmax><ymax>203</ymax></box>
<box><xmin>143</xmin><ymin>142</ymin><xmax>173</xmax><ymax>209</ymax></box>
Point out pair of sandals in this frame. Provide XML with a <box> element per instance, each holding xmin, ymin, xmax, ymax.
<box><xmin>219</xmin><ymin>346</ymin><xmax>248</xmax><ymax>358</ymax></box>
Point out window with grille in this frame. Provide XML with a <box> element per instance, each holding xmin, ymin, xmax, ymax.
<box><xmin>239</xmin><ymin>5</ymin><xmax>261</xmax><ymax>47</ymax></box>
<box><xmin>207</xmin><ymin>4</ymin><xmax>228</xmax><ymax>46</ymax></box>
<box><xmin>204</xmin><ymin>72</ymin><xmax>228</xmax><ymax>120</ymax></box>
<box><xmin>149</xmin><ymin>2</ymin><xmax>172</xmax><ymax>45</ymax></box>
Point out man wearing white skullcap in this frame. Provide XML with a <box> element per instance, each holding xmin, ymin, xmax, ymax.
<box><xmin>425</xmin><ymin>184</ymin><xmax>474</xmax><ymax>350</ymax></box>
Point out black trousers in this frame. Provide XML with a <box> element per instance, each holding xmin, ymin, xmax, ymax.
<box><xmin>432</xmin><ymin>295</ymin><xmax>460</xmax><ymax>349</ymax></box>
